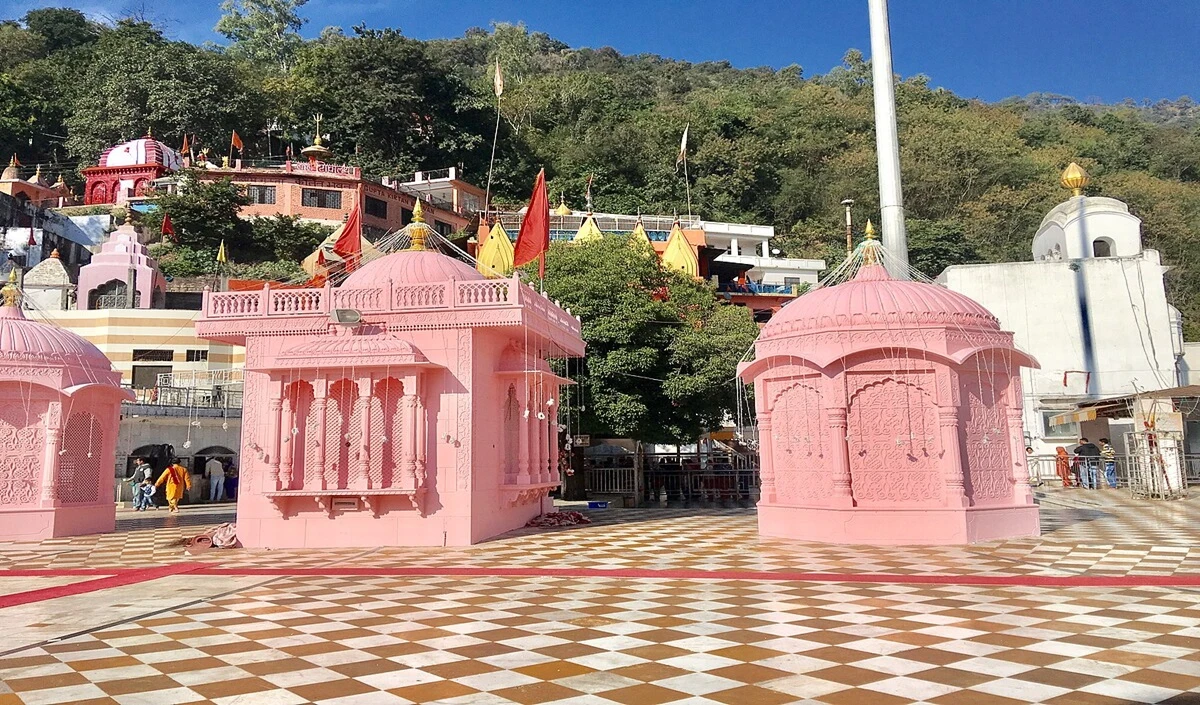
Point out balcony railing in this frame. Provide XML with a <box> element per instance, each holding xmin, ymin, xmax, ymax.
<box><xmin>717</xmin><ymin>282</ymin><xmax>802</xmax><ymax>296</ymax></box>
<box><xmin>123</xmin><ymin>385</ymin><xmax>243</xmax><ymax>410</ymax></box>
<box><xmin>202</xmin><ymin>279</ymin><xmax>582</xmax><ymax>337</ymax></box>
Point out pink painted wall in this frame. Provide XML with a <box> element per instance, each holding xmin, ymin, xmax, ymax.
<box><xmin>76</xmin><ymin>224</ymin><xmax>166</xmax><ymax>310</ymax></box>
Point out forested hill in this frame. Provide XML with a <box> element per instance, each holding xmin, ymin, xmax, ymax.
<box><xmin>3</xmin><ymin>8</ymin><xmax>1200</xmax><ymax>333</ymax></box>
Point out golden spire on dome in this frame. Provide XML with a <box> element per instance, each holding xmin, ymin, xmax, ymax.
<box><xmin>862</xmin><ymin>220</ymin><xmax>880</xmax><ymax>266</ymax></box>
<box><xmin>407</xmin><ymin>199</ymin><xmax>429</xmax><ymax>251</ymax></box>
<box><xmin>7</xmin><ymin>155</ymin><xmax>17</xmax><ymax>168</ymax></box>
<box><xmin>50</xmin><ymin>248</ymin><xmax>60</xmax><ymax>259</ymax></box>
<box><xmin>146</xmin><ymin>126</ymin><xmax>153</xmax><ymax>138</ymax></box>
<box><xmin>1060</xmin><ymin>162</ymin><xmax>1089</xmax><ymax>197</ymax></box>
<box><xmin>554</xmin><ymin>194</ymin><xmax>571</xmax><ymax>216</ymax></box>
<box><xmin>2</xmin><ymin>269</ymin><xmax>19</xmax><ymax>308</ymax></box>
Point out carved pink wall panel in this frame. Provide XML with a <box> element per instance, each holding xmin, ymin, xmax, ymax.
<box><xmin>503</xmin><ymin>384</ymin><xmax>519</xmax><ymax>484</ymax></box>
<box><xmin>287</xmin><ymin>381</ymin><xmax>314</xmax><ymax>490</ymax></box>
<box><xmin>327</xmin><ymin>379</ymin><xmax>357</xmax><ymax>490</ymax></box>
<box><xmin>961</xmin><ymin>374</ymin><xmax>1013</xmax><ymax>505</ymax></box>
<box><xmin>848</xmin><ymin>376</ymin><xmax>941</xmax><ymax>506</ymax></box>
<box><xmin>58</xmin><ymin>411</ymin><xmax>103</xmax><ymax>505</ymax></box>
<box><xmin>0</xmin><ymin>397</ymin><xmax>45</xmax><ymax>507</ymax></box>
<box><xmin>770</xmin><ymin>379</ymin><xmax>832</xmax><ymax>503</ymax></box>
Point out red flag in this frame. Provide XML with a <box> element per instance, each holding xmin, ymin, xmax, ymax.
<box><xmin>181</xmin><ymin>134</ymin><xmax>190</xmax><ymax>155</ymax></box>
<box><xmin>513</xmin><ymin>168</ymin><xmax>549</xmax><ymax>279</ymax></box>
<box><xmin>161</xmin><ymin>213</ymin><xmax>177</xmax><ymax>242</ymax></box>
<box><xmin>231</xmin><ymin>130</ymin><xmax>244</xmax><ymax>152</ymax></box>
<box><xmin>331</xmin><ymin>203</ymin><xmax>363</xmax><ymax>273</ymax></box>
<box><xmin>27</xmin><ymin>224</ymin><xmax>36</xmax><ymax>247</ymax></box>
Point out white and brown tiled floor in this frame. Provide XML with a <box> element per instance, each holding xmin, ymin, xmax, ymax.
<box><xmin>2</xmin><ymin>488</ymin><xmax>1200</xmax><ymax>704</ymax></box>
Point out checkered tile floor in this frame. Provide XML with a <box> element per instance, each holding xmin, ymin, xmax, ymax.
<box><xmin>4</xmin><ymin>575</ymin><xmax>1200</xmax><ymax>704</ymax></box>
<box><xmin>2</xmin><ymin>488</ymin><xmax>1200</xmax><ymax>703</ymax></box>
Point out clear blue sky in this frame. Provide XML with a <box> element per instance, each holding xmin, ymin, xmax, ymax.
<box><xmin>9</xmin><ymin>0</ymin><xmax>1199</xmax><ymax>103</ymax></box>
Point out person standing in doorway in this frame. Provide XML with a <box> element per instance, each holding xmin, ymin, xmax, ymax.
<box><xmin>1099</xmin><ymin>437</ymin><xmax>1119</xmax><ymax>488</ymax></box>
<box><xmin>155</xmin><ymin>459</ymin><xmax>191</xmax><ymax>513</ymax></box>
<box><xmin>206</xmin><ymin>457</ymin><xmax>225</xmax><ymax>502</ymax></box>
<box><xmin>1074</xmin><ymin>437</ymin><xmax>1101</xmax><ymax>489</ymax></box>
<box><xmin>1054</xmin><ymin>447</ymin><xmax>1073</xmax><ymax>487</ymax></box>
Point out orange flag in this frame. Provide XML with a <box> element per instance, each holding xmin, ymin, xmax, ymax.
<box><xmin>513</xmin><ymin>169</ymin><xmax>549</xmax><ymax>279</ymax></box>
<box><xmin>331</xmin><ymin>203</ymin><xmax>363</xmax><ymax>273</ymax></box>
<box><xmin>231</xmin><ymin>130</ymin><xmax>244</xmax><ymax>152</ymax></box>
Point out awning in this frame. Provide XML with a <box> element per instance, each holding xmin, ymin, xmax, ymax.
<box><xmin>1048</xmin><ymin>403</ymin><xmax>1124</xmax><ymax>427</ymax></box>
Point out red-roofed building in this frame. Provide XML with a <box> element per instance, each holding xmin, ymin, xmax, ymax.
<box><xmin>83</xmin><ymin>135</ymin><xmax>183</xmax><ymax>205</ymax></box>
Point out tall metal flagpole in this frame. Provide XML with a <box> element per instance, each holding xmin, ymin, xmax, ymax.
<box><xmin>867</xmin><ymin>0</ymin><xmax>910</xmax><ymax>278</ymax></box>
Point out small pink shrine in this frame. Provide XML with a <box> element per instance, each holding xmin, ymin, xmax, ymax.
<box><xmin>195</xmin><ymin>204</ymin><xmax>585</xmax><ymax>548</ymax></box>
<box><xmin>0</xmin><ymin>273</ymin><xmax>132</xmax><ymax>541</ymax></box>
<box><xmin>76</xmin><ymin>215</ymin><xmax>167</xmax><ymax>310</ymax></box>
<box><xmin>739</xmin><ymin>249</ymin><xmax>1040</xmax><ymax>545</ymax></box>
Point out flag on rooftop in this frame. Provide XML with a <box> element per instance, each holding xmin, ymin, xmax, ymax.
<box><xmin>513</xmin><ymin>168</ymin><xmax>549</xmax><ymax>280</ymax></box>
<box><xmin>493</xmin><ymin>59</ymin><xmax>504</xmax><ymax>98</ymax></box>
<box><xmin>161</xmin><ymin>213</ymin><xmax>177</xmax><ymax>242</ymax></box>
<box><xmin>231</xmin><ymin>130</ymin><xmax>244</xmax><ymax>152</ymax></box>
<box><xmin>217</xmin><ymin>240</ymin><xmax>228</xmax><ymax>264</ymax></box>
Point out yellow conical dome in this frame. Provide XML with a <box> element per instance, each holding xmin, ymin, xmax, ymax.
<box><xmin>573</xmin><ymin>215</ymin><xmax>603</xmax><ymax>243</ymax></box>
<box><xmin>629</xmin><ymin>218</ymin><xmax>653</xmax><ymax>252</ymax></box>
<box><xmin>661</xmin><ymin>221</ymin><xmax>698</xmax><ymax>277</ymax></box>
<box><xmin>554</xmin><ymin>196</ymin><xmax>572</xmax><ymax>216</ymax></box>
<box><xmin>476</xmin><ymin>221</ymin><xmax>514</xmax><ymax>278</ymax></box>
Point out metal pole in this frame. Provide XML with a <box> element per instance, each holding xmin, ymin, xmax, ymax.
<box><xmin>841</xmin><ymin>199</ymin><xmax>855</xmax><ymax>256</ymax></box>
<box><xmin>868</xmin><ymin>0</ymin><xmax>910</xmax><ymax>278</ymax></box>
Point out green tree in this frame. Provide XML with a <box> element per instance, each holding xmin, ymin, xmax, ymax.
<box><xmin>22</xmin><ymin>8</ymin><xmax>98</xmax><ymax>53</ymax></box>
<box><xmin>215</xmin><ymin>0</ymin><xmax>308</xmax><ymax>71</ymax></box>
<box><xmin>539</xmin><ymin>236</ymin><xmax>758</xmax><ymax>442</ymax></box>
<box><xmin>248</xmin><ymin>214</ymin><xmax>333</xmax><ymax>263</ymax></box>
<box><xmin>905</xmin><ymin>219</ymin><xmax>981</xmax><ymax>278</ymax></box>
<box><xmin>140</xmin><ymin>172</ymin><xmax>256</xmax><ymax>255</ymax></box>
<box><xmin>0</xmin><ymin>21</ymin><xmax>45</xmax><ymax>70</ymax></box>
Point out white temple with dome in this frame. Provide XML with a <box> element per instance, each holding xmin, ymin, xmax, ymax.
<box><xmin>939</xmin><ymin>164</ymin><xmax>1184</xmax><ymax>454</ymax></box>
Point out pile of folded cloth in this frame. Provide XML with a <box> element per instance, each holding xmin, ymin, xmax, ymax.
<box><xmin>525</xmin><ymin>511</ymin><xmax>592</xmax><ymax>528</ymax></box>
<box><xmin>184</xmin><ymin>523</ymin><xmax>240</xmax><ymax>554</ymax></box>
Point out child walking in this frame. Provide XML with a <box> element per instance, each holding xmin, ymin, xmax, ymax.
<box><xmin>133</xmin><ymin>479</ymin><xmax>156</xmax><ymax>511</ymax></box>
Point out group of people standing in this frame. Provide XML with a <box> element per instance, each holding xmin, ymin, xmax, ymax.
<box><xmin>1054</xmin><ymin>437</ymin><xmax>1119</xmax><ymax>489</ymax></box>
<box><xmin>126</xmin><ymin>456</ymin><xmax>238</xmax><ymax>513</ymax></box>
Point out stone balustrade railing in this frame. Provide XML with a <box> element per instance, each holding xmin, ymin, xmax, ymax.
<box><xmin>202</xmin><ymin>278</ymin><xmax>581</xmax><ymax>336</ymax></box>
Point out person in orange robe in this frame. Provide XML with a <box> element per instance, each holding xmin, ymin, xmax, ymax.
<box><xmin>155</xmin><ymin>460</ymin><xmax>192</xmax><ymax>513</ymax></box>
<box><xmin>1054</xmin><ymin>447</ymin><xmax>1073</xmax><ymax>488</ymax></box>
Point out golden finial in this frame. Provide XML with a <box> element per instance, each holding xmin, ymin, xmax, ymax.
<box><xmin>412</xmin><ymin>199</ymin><xmax>425</xmax><ymax>223</ymax></box>
<box><xmin>7</xmin><ymin>155</ymin><xmax>16</xmax><ymax>168</ymax></box>
<box><xmin>2</xmin><ymin>269</ymin><xmax>18</xmax><ymax>308</ymax></box>
<box><xmin>1060</xmin><ymin>162</ymin><xmax>1089</xmax><ymax>197</ymax></box>
<box><xmin>50</xmin><ymin>248</ymin><xmax>60</xmax><ymax>259</ymax></box>
<box><xmin>146</xmin><ymin>126</ymin><xmax>153</xmax><ymax>138</ymax></box>
<box><xmin>555</xmin><ymin>194</ymin><xmax>571</xmax><ymax>216</ymax></box>
<box><xmin>407</xmin><ymin>200</ymin><xmax>428</xmax><ymax>251</ymax></box>
<box><xmin>123</xmin><ymin>208</ymin><xmax>134</xmax><ymax>225</ymax></box>
<box><xmin>864</xmin><ymin>219</ymin><xmax>877</xmax><ymax>239</ymax></box>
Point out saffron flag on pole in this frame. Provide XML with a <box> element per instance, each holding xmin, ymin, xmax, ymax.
<box><xmin>513</xmin><ymin>168</ymin><xmax>549</xmax><ymax>279</ymax></box>
<box><xmin>493</xmin><ymin>58</ymin><xmax>504</xmax><ymax>98</ymax></box>
<box><xmin>161</xmin><ymin>213</ymin><xmax>177</xmax><ymax>242</ymax></box>
<box><xmin>217</xmin><ymin>240</ymin><xmax>228</xmax><ymax>264</ymax></box>
<box><xmin>231</xmin><ymin>130</ymin><xmax>244</xmax><ymax>152</ymax></box>
<box><xmin>331</xmin><ymin>202</ymin><xmax>363</xmax><ymax>273</ymax></box>
<box><xmin>676</xmin><ymin>123</ymin><xmax>689</xmax><ymax>171</ymax></box>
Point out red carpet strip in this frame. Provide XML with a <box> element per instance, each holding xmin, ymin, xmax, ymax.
<box><xmin>0</xmin><ymin>563</ymin><xmax>206</xmax><ymax>609</ymax></box>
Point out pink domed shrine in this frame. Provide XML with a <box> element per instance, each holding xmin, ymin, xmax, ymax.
<box><xmin>195</xmin><ymin>205</ymin><xmax>586</xmax><ymax>548</ymax></box>
<box><xmin>83</xmin><ymin>133</ymin><xmax>182</xmax><ymax>205</ymax></box>
<box><xmin>739</xmin><ymin>245</ymin><xmax>1040</xmax><ymax>545</ymax></box>
<box><xmin>0</xmin><ymin>272</ymin><xmax>133</xmax><ymax>541</ymax></box>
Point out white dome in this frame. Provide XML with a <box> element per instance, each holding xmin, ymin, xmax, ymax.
<box><xmin>98</xmin><ymin>138</ymin><xmax>182</xmax><ymax>171</ymax></box>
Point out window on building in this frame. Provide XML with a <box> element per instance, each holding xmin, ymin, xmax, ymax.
<box><xmin>1041</xmin><ymin>410</ymin><xmax>1080</xmax><ymax>440</ymax></box>
<box><xmin>1092</xmin><ymin>238</ymin><xmax>1113</xmax><ymax>258</ymax></box>
<box><xmin>246</xmin><ymin>185</ymin><xmax>276</xmax><ymax>204</ymax></box>
<box><xmin>434</xmin><ymin>220</ymin><xmax>452</xmax><ymax>236</ymax></box>
<box><xmin>365</xmin><ymin>196</ymin><xmax>388</xmax><ymax>219</ymax></box>
<box><xmin>185</xmin><ymin>349</ymin><xmax>208</xmax><ymax>362</ymax></box>
<box><xmin>302</xmin><ymin>188</ymin><xmax>342</xmax><ymax>209</ymax></box>
<box><xmin>401</xmin><ymin>207</ymin><xmax>413</xmax><ymax>225</ymax></box>
<box><xmin>131</xmin><ymin>365</ymin><xmax>172</xmax><ymax>389</ymax></box>
<box><xmin>132</xmin><ymin>349</ymin><xmax>173</xmax><ymax>362</ymax></box>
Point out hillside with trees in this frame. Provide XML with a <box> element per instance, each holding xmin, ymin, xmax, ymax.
<box><xmin>3</xmin><ymin>4</ymin><xmax>1200</xmax><ymax>336</ymax></box>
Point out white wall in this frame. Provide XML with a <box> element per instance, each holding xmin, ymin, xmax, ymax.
<box><xmin>114</xmin><ymin>415</ymin><xmax>242</xmax><ymax>501</ymax></box>
<box><xmin>1032</xmin><ymin>196</ymin><xmax>1142</xmax><ymax>261</ymax></box>
<box><xmin>940</xmin><ymin>253</ymin><xmax>1179</xmax><ymax>453</ymax></box>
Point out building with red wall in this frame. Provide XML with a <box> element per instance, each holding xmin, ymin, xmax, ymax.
<box><xmin>82</xmin><ymin>135</ymin><xmax>182</xmax><ymax>205</ymax></box>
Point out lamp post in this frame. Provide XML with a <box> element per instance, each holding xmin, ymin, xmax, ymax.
<box><xmin>841</xmin><ymin>198</ymin><xmax>855</xmax><ymax>256</ymax></box>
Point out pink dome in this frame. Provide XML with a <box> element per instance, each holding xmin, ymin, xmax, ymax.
<box><xmin>0</xmin><ymin>306</ymin><xmax>114</xmax><ymax>371</ymax></box>
<box><xmin>98</xmin><ymin>137</ymin><xmax>181</xmax><ymax>171</ymax></box>
<box><xmin>341</xmin><ymin>249</ymin><xmax>484</xmax><ymax>289</ymax></box>
<box><xmin>763</xmin><ymin>264</ymin><xmax>998</xmax><ymax>338</ymax></box>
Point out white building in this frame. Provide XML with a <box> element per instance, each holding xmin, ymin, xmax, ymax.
<box><xmin>939</xmin><ymin>165</ymin><xmax>1184</xmax><ymax>454</ymax></box>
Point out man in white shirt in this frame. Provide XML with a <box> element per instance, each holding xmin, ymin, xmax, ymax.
<box><xmin>206</xmin><ymin>457</ymin><xmax>226</xmax><ymax>502</ymax></box>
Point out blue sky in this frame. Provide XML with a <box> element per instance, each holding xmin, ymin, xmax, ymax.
<box><xmin>8</xmin><ymin>0</ymin><xmax>1199</xmax><ymax>103</ymax></box>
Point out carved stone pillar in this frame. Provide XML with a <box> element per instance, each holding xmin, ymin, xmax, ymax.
<box><xmin>414</xmin><ymin>396</ymin><xmax>427</xmax><ymax>486</ymax></box>
<box><xmin>938</xmin><ymin>407</ymin><xmax>970</xmax><ymax>508</ymax></box>
<box><xmin>40</xmin><ymin>402</ymin><xmax>62</xmax><ymax>505</ymax></box>
<box><xmin>535</xmin><ymin>391</ymin><xmax>548</xmax><ymax>483</ymax></box>
<box><xmin>757</xmin><ymin>414</ymin><xmax>775</xmax><ymax>504</ymax></box>
<box><xmin>548</xmin><ymin>395</ymin><xmax>560</xmax><ymax>483</ymax></box>
<box><xmin>358</xmin><ymin>376</ymin><xmax>373</xmax><ymax>489</ymax></box>
<box><xmin>401</xmin><ymin>394</ymin><xmax>418</xmax><ymax>489</ymax></box>
<box><xmin>517</xmin><ymin>394</ymin><xmax>531</xmax><ymax>485</ymax></box>
<box><xmin>267</xmin><ymin>385</ymin><xmax>283</xmax><ymax>490</ymax></box>
<box><xmin>312</xmin><ymin>378</ymin><xmax>328</xmax><ymax>490</ymax></box>
<box><xmin>1006</xmin><ymin>407</ymin><xmax>1034</xmax><ymax>505</ymax></box>
<box><xmin>827</xmin><ymin>408</ymin><xmax>854</xmax><ymax>507</ymax></box>
<box><xmin>279</xmin><ymin>393</ymin><xmax>295</xmax><ymax>489</ymax></box>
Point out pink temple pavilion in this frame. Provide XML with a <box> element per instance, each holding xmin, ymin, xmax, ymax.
<box><xmin>195</xmin><ymin>204</ymin><xmax>585</xmax><ymax>548</ymax></box>
<box><xmin>739</xmin><ymin>244</ymin><xmax>1040</xmax><ymax>545</ymax></box>
<box><xmin>0</xmin><ymin>272</ymin><xmax>132</xmax><ymax>541</ymax></box>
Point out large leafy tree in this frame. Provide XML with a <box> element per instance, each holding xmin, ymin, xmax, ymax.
<box><xmin>22</xmin><ymin>8</ymin><xmax>98</xmax><ymax>53</ymax></box>
<box><xmin>540</xmin><ymin>236</ymin><xmax>759</xmax><ymax>442</ymax></box>
<box><xmin>139</xmin><ymin>172</ymin><xmax>255</xmax><ymax>255</ymax></box>
<box><xmin>215</xmin><ymin>0</ymin><xmax>308</xmax><ymax>72</ymax></box>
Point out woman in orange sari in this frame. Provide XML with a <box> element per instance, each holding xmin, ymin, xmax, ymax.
<box><xmin>1054</xmin><ymin>447</ymin><xmax>1072</xmax><ymax>487</ymax></box>
<box><xmin>155</xmin><ymin>460</ymin><xmax>192</xmax><ymax>513</ymax></box>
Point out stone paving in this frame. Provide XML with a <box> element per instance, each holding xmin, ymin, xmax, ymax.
<box><xmin>1</xmin><ymin>488</ymin><xmax>1198</xmax><ymax>704</ymax></box>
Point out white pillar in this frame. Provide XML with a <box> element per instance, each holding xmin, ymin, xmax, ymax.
<box><xmin>729</xmin><ymin>238</ymin><xmax>739</xmax><ymax>256</ymax></box>
<box><xmin>760</xmin><ymin>240</ymin><xmax>769</xmax><ymax>257</ymax></box>
<box><xmin>868</xmin><ymin>0</ymin><xmax>910</xmax><ymax>278</ymax></box>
